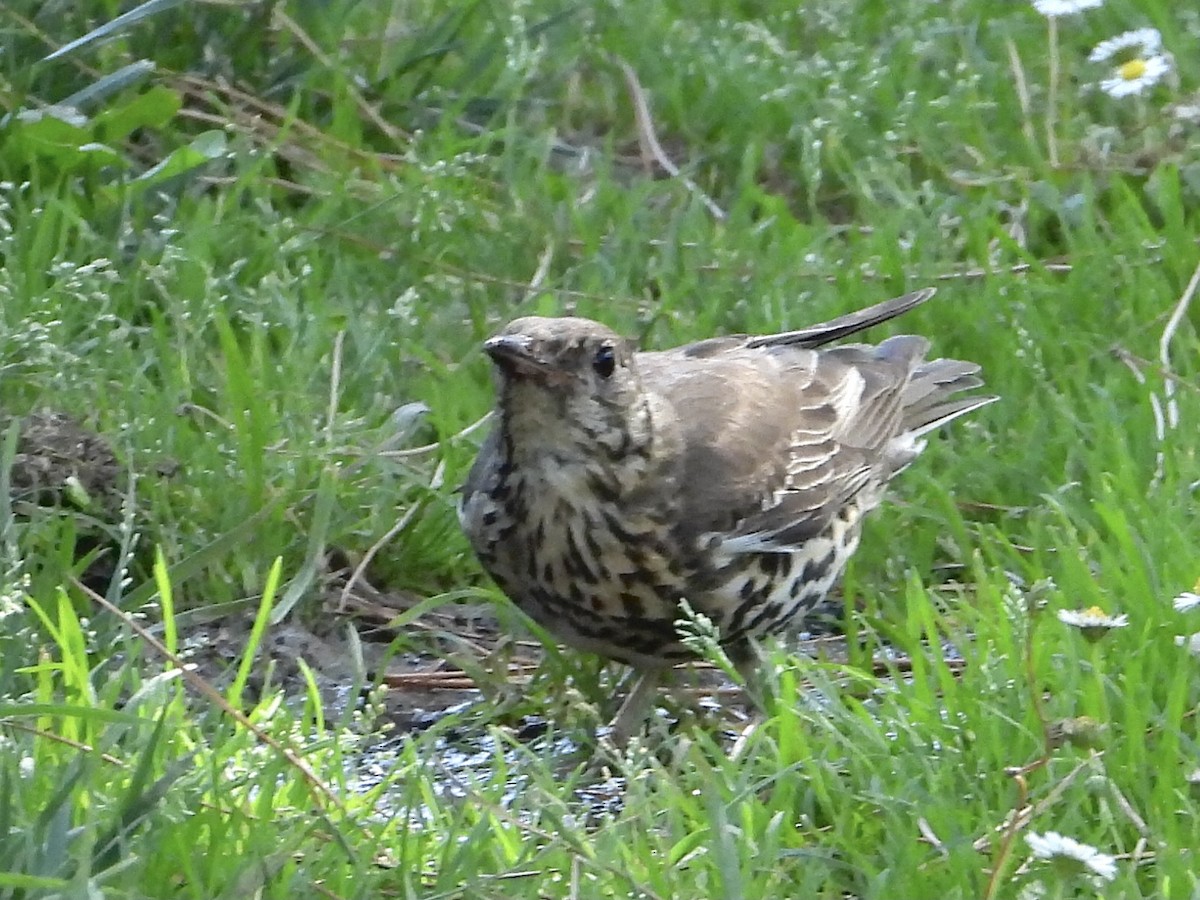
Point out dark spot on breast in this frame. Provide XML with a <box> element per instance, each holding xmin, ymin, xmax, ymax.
<box><xmin>759</xmin><ymin>554</ymin><xmax>784</xmax><ymax>577</ymax></box>
<box><xmin>583</xmin><ymin>527</ymin><xmax>604</xmax><ymax>564</ymax></box>
<box><xmin>619</xmin><ymin>591</ymin><xmax>646</xmax><ymax>617</ymax></box>
<box><xmin>586</xmin><ymin>471</ymin><xmax>621</xmax><ymax>504</ymax></box>
<box><xmin>801</xmin><ymin>546</ymin><xmax>837</xmax><ymax>584</ymax></box>
<box><xmin>562</xmin><ymin>548</ymin><xmax>584</xmax><ymax>579</ymax></box>
<box><xmin>743</xmin><ymin>601</ymin><xmax>784</xmax><ymax>636</ymax></box>
<box><xmin>603</xmin><ymin>512</ymin><xmax>642</xmax><ymax>546</ymax></box>
<box><xmin>618</xmin><ymin>570</ymin><xmax>644</xmax><ymax>590</ymax></box>
<box><xmin>566</xmin><ymin>529</ymin><xmax>599</xmax><ymax>582</ymax></box>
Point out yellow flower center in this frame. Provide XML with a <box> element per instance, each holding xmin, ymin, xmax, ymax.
<box><xmin>1119</xmin><ymin>59</ymin><xmax>1147</xmax><ymax>81</ymax></box>
<box><xmin>1084</xmin><ymin>606</ymin><xmax>1107</xmax><ymax>618</ymax></box>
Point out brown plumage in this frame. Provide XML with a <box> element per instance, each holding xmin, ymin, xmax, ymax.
<box><xmin>458</xmin><ymin>288</ymin><xmax>995</xmax><ymax>741</ymax></box>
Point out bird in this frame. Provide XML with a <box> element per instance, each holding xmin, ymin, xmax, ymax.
<box><xmin>458</xmin><ymin>288</ymin><xmax>995</xmax><ymax>743</ymax></box>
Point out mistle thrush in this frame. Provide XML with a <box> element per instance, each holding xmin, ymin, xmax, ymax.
<box><xmin>458</xmin><ymin>288</ymin><xmax>995</xmax><ymax>741</ymax></box>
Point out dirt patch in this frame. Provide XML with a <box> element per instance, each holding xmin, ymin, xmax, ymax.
<box><xmin>5</xmin><ymin>410</ymin><xmax>125</xmax><ymax>515</ymax></box>
<box><xmin>3</xmin><ymin>410</ymin><xmax>131</xmax><ymax>591</ymax></box>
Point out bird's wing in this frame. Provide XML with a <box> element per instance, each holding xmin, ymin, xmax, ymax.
<box><xmin>460</xmin><ymin>426</ymin><xmax>503</xmax><ymax>502</ymax></box>
<box><xmin>639</xmin><ymin>338</ymin><xmax>930</xmax><ymax>553</ymax></box>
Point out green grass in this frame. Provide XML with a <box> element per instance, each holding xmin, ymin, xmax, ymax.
<box><xmin>1</xmin><ymin>0</ymin><xmax>1199</xmax><ymax>896</ymax></box>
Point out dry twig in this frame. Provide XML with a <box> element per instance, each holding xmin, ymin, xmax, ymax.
<box><xmin>1152</xmin><ymin>259</ymin><xmax>1200</xmax><ymax>486</ymax></box>
<box><xmin>614</xmin><ymin>57</ymin><xmax>727</xmax><ymax>221</ymax></box>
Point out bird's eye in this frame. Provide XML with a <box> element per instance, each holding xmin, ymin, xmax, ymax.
<box><xmin>592</xmin><ymin>344</ymin><xmax>616</xmax><ymax>379</ymax></box>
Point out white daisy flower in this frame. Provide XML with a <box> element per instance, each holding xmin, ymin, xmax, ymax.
<box><xmin>1174</xmin><ymin>633</ymin><xmax>1200</xmax><ymax>657</ymax></box>
<box><xmin>1057</xmin><ymin>606</ymin><xmax>1128</xmax><ymax>641</ymax></box>
<box><xmin>1032</xmin><ymin>0</ymin><xmax>1103</xmax><ymax>16</ymax></box>
<box><xmin>1173</xmin><ymin>591</ymin><xmax>1200</xmax><ymax>613</ymax></box>
<box><xmin>1026</xmin><ymin>831</ymin><xmax>1118</xmax><ymax>882</ymax></box>
<box><xmin>1098</xmin><ymin>55</ymin><xmax>1171</xmax><ymax>98</ymax></box>
<box><xmin>1088</xmin><ymin>27</ymin><xmax>1163</xmax><ymax>62</ymax></box>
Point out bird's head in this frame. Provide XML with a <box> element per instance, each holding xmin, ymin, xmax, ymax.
<box><xmin>483</xmin><ymin>316</ymin><xmax>651</xmax><ymax>460</ymax></box>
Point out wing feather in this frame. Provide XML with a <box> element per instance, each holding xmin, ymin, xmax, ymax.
<box><xmin>636</xmin><ymin>292</ymin><xmax>990</xmax><ymax>557</ymax></box>
<box><xmin>640</xmin><ymin>348</ymin><xmax>885</xmax><ymax>553</ymax></box>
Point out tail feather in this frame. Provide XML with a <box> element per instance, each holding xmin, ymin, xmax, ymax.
<box><xmin>901</xmin><ymin>358</ymin><xmax>985</xmax><ymax>421</ymax></box>
<box><xmin>825</xmin><ymin>334</ymin><xmax>994</xmax><ymax>448</ymax></box>
<box><xmin>903</xmin><ymin>394</ymin><xmax>997</xmax><ymax>439</ymax></box>
<box><xmin>879</xmin><ymin>345</ymin><xmax>998</xmax><ymax>476</ymax></box>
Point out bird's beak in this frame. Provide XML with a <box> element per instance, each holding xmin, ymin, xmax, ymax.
<box><xmin>482</xmin><ymin>338</ymin><xmax>549</xmax><ymax>376</ymax></box>
<box><xmin>484</xmin><ymin>335</ymin><xmax>573</xmax><ymax>385</ymax></box>
<box><xmin>485</xmin><ymin>334</ymin><xmax>544</xmax><ymax>370</ymax></box>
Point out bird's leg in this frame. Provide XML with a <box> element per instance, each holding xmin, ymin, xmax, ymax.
<box><xmin>733</xmin><ymin>640</ymin><xmax>776</xmax><ymax>714</ymax></box>
<box><xmin>607</xmin><ymin>666</ymin><xmax>665</xmax><ymax>746</ymax></box>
